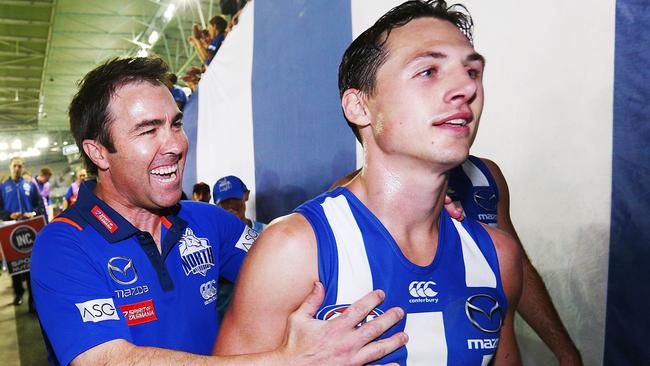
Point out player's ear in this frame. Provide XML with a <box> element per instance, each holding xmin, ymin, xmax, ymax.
<box><xmin>341</xmin><ymin>89</ymin><xmax>371</xmax><ymax>128</ymax></box>
<box><xmin>82</xmin><ymin>139</ymin><xmax>110</xmax><ymax>171</ymax></box>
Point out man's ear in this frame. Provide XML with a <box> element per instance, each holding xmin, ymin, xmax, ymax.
<box><xmin>243</xmin><ymin>191</ymin><xmax>250</xmax><ymax>202</ymax></box>
<box><xmin>341</xmin><ymin>89</ymin><xmax>371</xmax><ymax>128</ymax></box>
<box><xmin>82</xmin><ymin>140</ymin><xmax>110</xmax><ymax>171</ymax></box>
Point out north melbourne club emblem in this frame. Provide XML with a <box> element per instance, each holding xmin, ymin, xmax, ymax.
<box><xmin>179</xmin><ymin>227</ymin><xmax>215</xmax><ymax>276</ymax></box>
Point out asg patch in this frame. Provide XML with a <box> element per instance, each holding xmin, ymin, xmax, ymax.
<box><xmin>465</xmin><ymin>294</ymin><xmax>503</xmax><ymax>333</ymax></box>
<box><xmin>473</xmin><ymin>188</ymin><xmax>497</xmax><ymax>211</ymax></box>
<box><xmin>75</xmin><ymin>298</ymin><xmax>120</xmax><ymax>323</ymax></box>
<box><xmin>234</xmin><ymin>226</ymin><xmax>258</xmax><ymax>252</ymax></box>
<box><xmin>179</xmin><ymin>227</ymin><xmax>214</xmax><ymax>276</ymax></box>
<box><xmin>316</xmin><ymin>304</ymin><xmax>384</xmax><ymax>327</ymax></box>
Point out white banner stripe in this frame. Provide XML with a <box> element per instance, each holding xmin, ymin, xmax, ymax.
<box><xmin>196</xmin><ymin>1</ymin><xmax>258</xmax><ymax>219</ymax></box>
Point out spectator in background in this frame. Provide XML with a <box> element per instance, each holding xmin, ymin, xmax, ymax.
<box><xmin>182</xmin><ymin>66</ymin><xmax>202</xmax><ymax>92</ymax></box>
<box><xmin>213</xmin><ymin>175</ymin><xmax>265</xmax><ymax>233</ymax></box>
<box><xmin>220</xmin><ymin>0</ymin><xmax>246</xmax><ymax>16</ymax></box>
<box><xmin>62</xmin><ymin>168</ymin><xmax>87</xmax><ymax>210</ymax></box>
<box><xmin>0</xmin><ymin>157</ymin><xmax>45</xmax><ymax>311</ymax></box>
<box><xmin>33</xmin><ymin>167</ymin><xmax>52</xmax><ymax>219</ymax></box>
<box><xmin>164</xmin><ymin>73</ymin><xmax>188</xmax><ymax>111</ymax></box>
<box><xmin>188</xmin><ymin>15</ymin><xmax>228</xmax><ymax>65</ymax></box>
<box><xmin>192</xmin><ymin>182</ymin><xmax>212</xmax><ymax>202</ymax></box>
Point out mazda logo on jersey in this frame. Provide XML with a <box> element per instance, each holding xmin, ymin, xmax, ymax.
<box><xmin>473</xmin><ymin>188</ymin><xmax>497</xmax><ymax>211</ymax></box>
<box><xmin>465</xmin><ymin>294</ymin><xmax>503</xmax><ymax>333</ymax></box>
<box><xmin>108</xmin><ymin>256</ymin><xmax>138</xmax><ymax>285</ymax></box>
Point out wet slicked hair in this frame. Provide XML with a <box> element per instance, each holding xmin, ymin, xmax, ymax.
<box><xmin>68</xmin><ymin>57</ymin><xmax>170</xmax><ymax>175</ymax></box>
<box><xmin>338</xmin><ymin>0</ymin><xmax>474</xmax><ymax>142</ymax></box>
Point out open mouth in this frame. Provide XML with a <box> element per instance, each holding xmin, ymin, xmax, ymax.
<box><xmin>443</xmin><ymin>118</ymin><xmax>468</xmax><ymax>127</ymax></box>
<box><xmin>149</xmin><ymin>164</ymin><xmax>178</xmax><ymax>183</ymax></box>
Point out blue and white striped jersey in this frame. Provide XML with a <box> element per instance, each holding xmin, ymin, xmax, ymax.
<box><xmin>296</xmin><ymin>187</ymin><xmax>507</xmax><ymax>366</ymax></box>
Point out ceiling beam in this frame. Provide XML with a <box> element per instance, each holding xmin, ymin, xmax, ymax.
<box><xmin>53</xmin><ymin>30</ymin><xmax>136</xmax><ymax>37</ymax></box>
<box><xmin>0</xmin><ymin>76</ymin><xmax>40</xmax><ymax>82</ymax></box>
<box><xmin>0</xmin><ymin>87</ymin><xmax>39</xmax><ymax>92</ymax></box>
<box><xmin>0</xmin><ymin>55</ymin><xmax>43</xmax><ymax>66</ymax></box>
<box><xmin>0</xmin><ymin>18</ymin><xmax>50</xmax><ymax>26</ymax></box>
<box><xmin>0</xmin><ymin>1</ymin><xmax>52</xmax><ymax>7</ymax></box>
<box><xmin>0</xmin><ymin>64</ymin><xmax>42</xmax><ymax>70</ymax></box>
<box><xmin>0</xmin><ymin>50</ymin><xmax>44</xmax><ymax>57</ymax></box>
<box><xmin>0</xmin><ymin>35</ymin><xmax>47</xmax><ymax>43</ymax></box>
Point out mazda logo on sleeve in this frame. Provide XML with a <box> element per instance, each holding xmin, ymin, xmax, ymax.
<box><xmin>107</xmin><ymin>257</ymin><xmax>138</xmax><ymax>285</ymax></box>
<box><xmin>465</xmin><ymin>294</ymin><xmax>503</xmax><ymax>333</ymax></box>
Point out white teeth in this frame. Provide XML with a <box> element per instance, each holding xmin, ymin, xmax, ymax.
<box><xmin>446</xmin><ymin>118</ymin><xmax>467</xmax><ymax>126</ymax></box>
<box><xmin>156</xmin><ymin>172</ymin><xmax>177</xmax><ymax>183</ymax></box>
<box><xmin>149</xmin><ymin>164</ymin><xmax>178</xmax><ymax>176</ymax></box>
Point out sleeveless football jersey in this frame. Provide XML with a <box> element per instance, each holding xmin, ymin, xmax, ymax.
<box><xmin>295</xmin><ymin>187</ymin><xmax>508</xmax><ymax>366</ymax></box>
<box><xmin>448</xmin><ymin>156</ymin><xmax>499</xmax><ymax>227</ymax></box>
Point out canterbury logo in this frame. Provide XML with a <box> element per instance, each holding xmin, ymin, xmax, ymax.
<box><xmin>409</xmin><ymin>281</ymin><xmax>438</xmax><ymax>298</ymax></box>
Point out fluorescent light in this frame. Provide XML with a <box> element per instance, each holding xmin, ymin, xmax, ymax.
<box><xmin>35</xmin><ymin>137</ymin><xmax>49</xmax><ymax>149</ymax></box>
<box><xmin>148</xmin><ymin>31</ymin><xmax>159</xmax><ymax>45</ymax></box>
<box><xmin>163</xmin><ymin>3</ymin><xmax>176</xmax><ymax>21</ymax></box>
<box><xmin>11</xmin><ymin>139</ymin><xmax>22</xmax><ymax>150</ymax></box>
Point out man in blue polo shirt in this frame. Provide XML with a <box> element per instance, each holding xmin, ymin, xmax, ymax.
<box><xmin>31</xmin><ymin>57</ymin><xmax>406</xmax><ymax>366</ymax></box>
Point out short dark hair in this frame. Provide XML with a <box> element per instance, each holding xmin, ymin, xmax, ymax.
<box><xmin>192</xmin><ymin>182</ymin><xmax>211</xmax><ymax>202</ymax></box>
<box><xmin>40</xmin><ymin>167</ymin><xmax>52</xmax><ymax>177</ymax></box>
<box><xmin>209</xmin><ymin>15</ymin><xmax>228</xmax><ymax>34</ymax></box>
<box><xmin>69</xmin><ymin>57</ymin><xmax>170</xmax><ymax>175</ymax></box>
<box><xmin>338</xmin><ymin>0</ymin><xmax>474</xmax><ymax>142</ymax></box>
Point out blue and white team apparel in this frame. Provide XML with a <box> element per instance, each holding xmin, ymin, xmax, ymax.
<box><xmin>448</xmin><ymin>155</ymin><xmax>499</xmax><ymax>227</ymax></box>
<box><xmin>0</xmin><ymin>177</ymin><xmax>43</xmax><ymax>219</ymax></box>
<box><xmin>296</xmin><ymin>187</ymin><xmax>507</xmax><ymax>366</ymax></box>
<box><xmin>31</xmin><ymin>180</ymin><xmax>258</xmax><ymax>366</ymax></box>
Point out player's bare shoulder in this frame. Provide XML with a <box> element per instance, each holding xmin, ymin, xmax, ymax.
<box><xmin>255</xmin><ymin>213</ymin><xmax>317</xmax><ymax>251</ymax></box>
<box><xmin>481</xmin><ymin>224</ymin><xmax>521</xmax><ymax>270</ymax></box>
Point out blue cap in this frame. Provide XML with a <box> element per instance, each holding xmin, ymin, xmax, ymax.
<box><xmin>213</xmin><ymin>175</ymin><xmax>248</xmax><ymax>204</ymax></box>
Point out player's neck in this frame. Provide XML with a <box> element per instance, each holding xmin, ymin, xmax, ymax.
<box><xmin>348</xmin><ymin>156</ymin><xmax>448</xmax><ymax>233</ymax></box>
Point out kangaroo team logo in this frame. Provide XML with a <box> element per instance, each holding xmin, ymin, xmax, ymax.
<box><xmin>179</xmin><ymin>227</ymin><xmax>214</xmax><ymax>276</ymax></box>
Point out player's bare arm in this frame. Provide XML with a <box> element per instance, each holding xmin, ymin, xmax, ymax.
<box><xmin>214</xmin><ymin>213</ymin><xmax>407</xmax><ymax>363</ymax></box>
<box><xmin>482</xmin><ymin>158</ymin><xmax>582</xmax><ymax>365</ymax></box>
<box><xmin>484</xmin><ymin>225</ymin><xmax>523</xmax><ymax>366</ymax></box>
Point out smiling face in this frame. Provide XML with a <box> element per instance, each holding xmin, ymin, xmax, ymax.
<box><xmin>352</xmin><ymin>17</ymin><xmax>484</xmax><ymax>170</ymax></box>
<box><xmin>96</xmin><ymin>81</ymin><xmax>187</xmax><ymax>210</ymax></box>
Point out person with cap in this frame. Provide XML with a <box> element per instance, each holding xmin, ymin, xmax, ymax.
<box><xmin>213</xmin><ymin>175</ymin><xmax>266</xmax><ymax>233</ymax></box>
